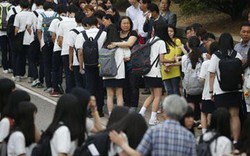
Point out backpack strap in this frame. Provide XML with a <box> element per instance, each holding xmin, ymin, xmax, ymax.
<box><xmin>94</xmin><ymin>29</ymin><xmax>103</xmax><ymax>42</ymax></box>
<box><xmin>33</xmin><ymin>10</ymin><xmax>39</xmax><ymax>17</ymax></box>
<box><xmin>70</xmin><ymin>28</ymin><xmax>79</xmax><ymax>35</ymax></box>
<box><xmin>41</xmin><ymin>12</ymin><xmax>46</xmax><ymax>18</ymax></box>
<box><xmin>12</xmin><ymin>7</ymin><xmax>16</xmax><ymax>14</ymax></box>
<box><xmin>81</xmin><ymin>30</ymin><xmax>89</xmax><ymax>41</ymax></box>
<box><xmin>199</xmin><ymin>133</ymin><xmax>220</xmax><ymax>144</ymax></box>
<box><xmin>148</xmin><ymin>37</ymin><xmax>161</xmax><ymax>47</ymax></box>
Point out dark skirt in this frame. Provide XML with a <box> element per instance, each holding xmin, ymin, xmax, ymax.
<box><xmin>214</xmin><ymin>92</ymin><xmax>243</xmax><ymax>108</ymax></box>
<box><xmin>103</xmin><ymin>79</ymin><xmax>125</xmax><ymax>88</ymax></box>
<box><xmin>201</xmin><ymin>100</ymin><xmax>216</xmax><ymax>113</ymax></box>
<box><xmin>144</xmin><ymin>76</ymin><xmax>163</xmax><ymax>88</ymax></box>
<box><xmin>185</xmin><ymin>94</ymin><xmax>202</xmax><ymax>104</ymax></box>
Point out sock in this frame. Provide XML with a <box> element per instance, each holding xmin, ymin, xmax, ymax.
<box><xmin>109</xmin><ymin>112</ymin><xmax>111</xmax><ymax>116</ymax></box>
<box><xmin>139</xmin><ymin>107</ymin><xmax>147</xmax><ymax>116</ymax></box>
<box><xmin>202</xmin><ymin>128</ymin><xmax>207</xmax><ymax>134</ymax></box>
<box><xmin>149</xmin><ymin>112</ymin><xmax>157</xmax><ymax>121</ymax></box>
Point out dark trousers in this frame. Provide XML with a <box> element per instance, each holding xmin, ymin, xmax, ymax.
<box><xmin>62</xmin><ymin>55</ymin><xmax>75</xmax><ymax>93</ymax></box>
<box><xmin>124</xmin><ymin>69</ymin><xmax>140</xmax><ymax>108</ymax></box>
<box><xmin>0</xmin><ymin>35</ymin><xmax>11</xmax><ymax>70</ymax></box>
<box><xmin>28</xmin><ymin>39</ymin><xmax>44</xmax><ymax>83</ymax></box>
<box><xmin>52</xmin><ymin>51</ymin><xmax>63</xmax><ymax>92</ymax></box>
<box><xmin>42</xmin><ymin>43</ymin><xmax>53</xmax><ymax>88</ymax></box>
<box><xmin>85</xmin><ymin>67</ymin><xmax>104</xmax><ymax>112</ymax></box>
<box><xmin>73</xmin><ymin>66</ymin><xmax>86</xmax><ymax>88</ymax></box>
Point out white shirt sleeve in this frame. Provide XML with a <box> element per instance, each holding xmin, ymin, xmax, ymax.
<box><xmin>181</xmin><ymin>55</ymin><xmax>187</xmax><ymax>72</ymax></box>
<box><xmin>158</xmin><ymin>40</ymin><xmax>167</xmax><ymax>55</ymax></box>
<box><xmin>9</xmin><ymin>132</ymin><xmax>26</xmax><ymax>155</ymax></box>
<box><xmin>52</xmin><ymin>126</ymin><xmax>71</xmax><ymax>154</ymax></box>
<box><xmin>208</xmin><ymin>54</ymin><xmax>218</xmax><ymax>73</ymax></box>
<box><xmin>86</xmin><ymin>118</ymin><xmax>94</xmax><ymax>133</ymax></box>
<box><xmin>67</xmin><ymin>31</ymin><xmax>75</xmax><ymax>47</ymax></box>
<box><xmin>13</xmin><ymin>14</ymin><xmax>19</xmax><ymax>28</ymax></box>
<box><xmin>199</xmin><ymin>61</ymin><xmax>207</xmax><ymax>79</ymax></box>
<box><xmin>75</xmin><ymin>34</ymin><xmax>84</xmax><ymax>50</ymax></box>
<box><xmin>37</xmin><ymin>14</ymin><xmax>43</xmax><ymax>30</ymax></box>
<box><xmin>0</xmin><ymin>118</ymin><xmax>10</xmax><ymax>142</ymax></box>
<box><xmin>57</xmin><ymin>22</ymin><xmax>63</xmax><ymax>37</ymax></box>
<box><xmin>48</xmin><ymin>19</ymin><xmax>58</xmax><ymax>33</ymax></box>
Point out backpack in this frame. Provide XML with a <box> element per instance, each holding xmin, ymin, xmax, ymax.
<box><xmin>0</xmin><ymin>3</ymin><xmax>12</xmax><ymax>31</ymax></box>
<box><xmin>0</xmin><ymin>117</ymin><xmax>14</xmax><ymax>156</ymax></box>
<box><xmin>81</xmin><ymin>29</ymin><xmax>103</xmax><ymax>67</ymax></box>
<box><xmin>215</xmin><ymin>50</ymin><xmax>243</xmax><ymax>91</ymax></box>
<box><xmin>31</xmin><ymin>123</ymin><xmax>64</xmax><ymax>156</ymax></box>
<box><xmin>183</xmin><ymin>58</ymin><xmax>204</xmax><ymax>95</ymax></box>
<box><xmin>99</xmin><ymin>48</ymin><xmax>119</xmax><ymax>77</ymax></box>
<box><xmin>6</xmin><ymin>7</ymin><xmax>17</xmax><ymax>39</ymax></box>
<box><xmin>71</xmin><ymin>28</ymin><xmax>80</xmax><ymax>57</ymax></box>
<box><xmin>73</xmin><ymin>132</ymin><xmax>110</xmax><ymax>156</ymax></box>
<box><xmin>196</xmin><ymin>133</ymin><xmax>220</xmax><ymax>156</ymax></box>
<box><xmin>41</xmin><ymin>12</ymin><xmax>59</xmax><ymax>44</ymax></box>
<box><xmin>131</xmin><ymin>38</ymin><xmax>161</xmax><ymax>76</ymax></box>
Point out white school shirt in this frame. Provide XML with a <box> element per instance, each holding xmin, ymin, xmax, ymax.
<box><xmin>37</xmin><ymin>10</ymin><xmax>57</xmax><ymax>48</ymax></box>
<box><xmin>67</xmin><ymin>26</ymin><xmax>84</xmax><ymax>66</ymax></box>
<box><xmin>50</xmin><ymin>126</ymin><xmax>77</xmax><ymax>156</ymax></box>
<box><xmin>6</xmin><ymin>5</ymin><xmax>21</xmax><ymax>21</ymax></box>
<box><xmin>201</xmin><ymin>131</ymin><xmax>232</xmax><ymax>156</ymax></box>
<box><xmin>0</xmin><ymin>2</ymin><xmax>13</xmax><ymax>36</ymax></box>
<box><xmin>48</xmin><ymin>16</ymin><xmax>67</xmax><ymax>52</ymax></box>
<box><xmin>126</xmin><ymin>5</ymin><xmax>142</xmax><ymax>30</ymax></box>
<box><xmin>208</xmin><ymin>52</ymin><xmax>242</xmax><ymax>95</ymax></box>
<box><xmin>7</xmin><ymin>131</ymin><xmax>36</xmax><ymax>156</ymax></box>
<box><xmin>57</xmin><ymin>17</ymin><xmax>77</xmax><ymax>56</ymax></box>
<box><xmin>145</xmin><ymin>37</ymin><xmax>167</xmax><ymax>78</ymax></box>
<box><xmin>134</xmin><ymin>11</ymin><xmax>149</xmax><ymax>38</ymax></box>
<box><xmin>0</xmin><ymin>118</ymin><xmax>10</xmax><ymax>142</ymax></box>
<box><xmin>199</xmin><ymin>60</ymin><xmax>211</xmax><ymax>100</ymax></box>
<box><xmin>75</xmin><ymin>27</ymin><xmax>107</xmax><ymax>52</ymax></box>
<box><xmin>14</xmin><ymin>10</ymin><xmax>34</xmax><ymax>45</ymax></box>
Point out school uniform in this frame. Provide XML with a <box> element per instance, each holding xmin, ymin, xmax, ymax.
<box><xmin>75</xmin><ymin>27</ymin><xmax>107</xmax><ymax>114</ymax></box>
<box><xmin>144</xmin><ymin>37</ymin><xmax>166</xmax><ymax>88</ymax></box>
<box><xmin>125</xmin><ymin>4</ymin><xmax>142</xmax><ymax>30</ymax></box>
<box><xmin>208</xmin><ymin>52</ymin><xmax>243</xmax><ymax>108</ymax></box>
<box><xmin>67</xmin><ymin>26</ymin><xmax>86</xmax><ymax>88</ymax></box>
<box><xmin>58</xmin><ymin>17</ymin><xmax>77</xmax><ymax>93</ymax></box>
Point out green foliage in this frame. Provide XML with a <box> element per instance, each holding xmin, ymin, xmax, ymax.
<box><xmin>180</xmin><ymin>0</ymin><xmax>207</xmax><ymax>15</ymax></box>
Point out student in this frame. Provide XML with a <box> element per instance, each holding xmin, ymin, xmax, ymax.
<box><xmin>68</xmin><ymin>12</ymin><xmax>86</xmax><ymax>88</ymax></box>
<box><xmin>7</xmin><ymin>102</ymin><xmax>39</xmax><ymax>156</ymax></box>
<box><xmin>126</xmin><ymin>0</ymin><xmax>141</xmax><ymax>30</ymax></box>
<box><xmin>0</xmin><ymin>78</ymin><xmax>15</xmax><ymax>118</ymax></box>
<box><xmin>48</xmin><ymin>4</ymin><xmax>68</xmax><ymax>96</ymax></box>
<box><xmin>138</xmin><ymin>23</ymin><xmax>169</xmax><ymax>125</ymax></box>
<box><xmin>161</xmin><ymin>24</ymin><xmax>182</xmax><ymax>95</ymax></box>
<box><xmin>13</xmin><ymin>0</ymin><xmax>33</xmax><ymax>82</ymax></box>
<box><xmin>26</xmin><ymin>0</ymin><xmax>45</xmax><ymax>88</ymax></box>
<box><xmin>199</xmin><ymin>42</ymin><xmax>218</xmax><ymax>134</ymax></box>
<box><xmin>0</xmin><ymin>0</ymin><xmax>13</xmax><ymax>74</ymax></box>
<box><xmin>107</xmin><ymin>16</ymin><xmax>138</xmax><ymax>112</ymax></box>
<box><xmin>180</xmin><ymin>106</ymin><xmax>195</xmax><ymax>134</ymax></box>
<box><xmin>57</xmin><ymin>5</ymin><xmax>78</xmax><ymax>94</ymax></box>
<box><xmin>209</xmin><ymin>33</ymin><xmax>243</xmax><ymax>144</ymax></box>
<box><xmin>106</xmin><ymin>6</ymin><xmax>120</xmax><ymax>26</ymax></box>
<box><xmin>83</xmin><ymin>4</ymin><xmax>95</xmax><ymax>17</ymax></box>
<box><xmin>106</xmin><ymin>106</ymin><xmax>129</xmax><ymax>128</ymax></box>
<box><xmin>75</xmin><ymin>16</ymin><xmax>107</xmax><ymax>117</ymax></box>
<box><xmin>0</xmin><ymin>90</ymin><xmax>31</xmax><ymax>143</ymax></box>
<box><xmin>37</xmin><ymin>1</ymin><xmax>57</xmax><ymax>93</ymax></box>
<box><xmin>159</xmin><ymin>0</ymin><xmax>177</xmax><ymax>26</ymax></box>
<box><xmin>46</xmin><ymin>94</ymin><xmax>86</xmax><ymax>156</ymax></box>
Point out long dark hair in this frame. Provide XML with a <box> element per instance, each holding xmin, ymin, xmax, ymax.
<box><xmin>46</xmin><ymin>94</ymin><xmax>85</xmax><ymax>146</ymax></box>
<box><xmin>15</xmin><ymin>101</ymin><xmax>37</xmax><ymax>146</ymax></box>
<box><xmin>106</xmin><ymin>106</ymin><xmax>129</xmax><ymax>128</ymax></box>
<box><xmin>2</xmin><ymin>90</ymin><xmax>30</xmax><ymax>120</ymax></box>
<box><xmin>180</xmin><ymin>106</ymin><xmax>194</xmax><ymax>134</ymax></box>
<box><xmin>218</xmin><ymin>33</ymin><xmax>234</xmax><ymax>56</ymax></box>
<box><xmin>168</xmin><ymin>24</ymin><xmax>177</xmax><ymax>39</ymax></box>
<box><xmin>155</xmin><ymin>23</ymin><xmax>175</xmax><ymax>48</ymax></box>
<box><xmin>188</xmin><ymin>36</ymin><xmax>203</xmax><ymax>69</ymax></box>
<box><xmin>0</xmin><ymin>78</ymin><xmax>15</xmax><ymax>117</ymax></box>
<box><xmin>208</xmin><ymin>108</ymin><xmax>231</xmax><ymax>139</ymax></box>
<box><xmin>107</xmin><ymin>112</ymin><xmax>148</xmax><ymax>149</ymax></box>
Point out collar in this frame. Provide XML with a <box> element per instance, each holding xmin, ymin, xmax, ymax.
<box><xmin>160</xmin><ymin>10</ymin><xmax>170</xmax><ymax>16</ymax></box>
<box><xmin>143</xmin><ymin>11</ymin><xmax>149</xmax><ymax>17</ymax></box>
<box><xmin>154</xmin><ymin>15</ymin><xmax>160</xmax><ymax>22</ymax></box>
<box><xmin>241</xmin><ymin>40</ymin><xmax>250</xmax><ymax>47</ymax></box>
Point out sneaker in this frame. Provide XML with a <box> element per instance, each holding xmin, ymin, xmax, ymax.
<box><xmin>31</xmin><ymin>80</ymin><xmax>40</xmax><ymax>87</ymax></box>
<box><xmin>12</xmin><ymin>76</ymin><xmax>16</xmax><ymax>81</ymax></box>
<box><xmin>8</xmin><ymin>69</ymin><xmax>13</xmax><ymax>73</ymax></box>
<box><xmin>58</xmin><ymin>85</ymin><xmax>64</xmax><ymax>94</ymax></box>
<box><xmin>15</xmin><ymin>76</ymin><xmax>21</xmax><ymax>82</ymax></box>
<box><xmin>129</xmin><ymin>107</ymin><xmax>137</xmax><ymax>112</ymax></box>
<box><xmin>148</xmin><ymin>119</ymin><xmax>160</xmax><ymax>126</ymax></box>
<box><xmin>50</xmin><ymin>91</ymin><xmax>61</xmax><ymax>97</ymax></box>
<box><xmin>27</xmin><ymin>77</ymin><xmax>34</xmax><ymax>83</ymax></box>
<box><xmin>36</xmin><ymin>83</ymin><xmax>44</xmax><ymax>88</ymax></box>
<box><xmin>3</xmin><ymin>70</ymin><xmax>8</xmax><ymax>74</ymax></box>
<box><xmin>44</xmin><ymin>87</ymin><xmax>52</xmax><ymax>93</ymax></box>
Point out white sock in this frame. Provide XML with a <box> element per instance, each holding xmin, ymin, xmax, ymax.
<box><xmin>149</xmin><ymin>112</ymin><xmax>157</xmax><ymax>121</ymax></box>
<box><xmin>233</xmin><ymin>140</ymin><xmax>237</xmax><ymax>144</ymax></box>
<box><xmin>109</xmin><ymin>112</ymin><xmax>111</xmax><ymax>116</ymax></box>
<box><xmin>202</xmin><ymin>128</ymin><xmax>207</xmax><ymax>134</ymax></box>
<box><xmin>139</xmin><ymin>107</ymin><xmax>147</xmax><ymax>116</ymax></box>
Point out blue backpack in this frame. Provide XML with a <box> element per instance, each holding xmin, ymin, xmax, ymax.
<box><xmin>41</xmin><ymin>13</ymin><xmax>60</xmax><ymax>43</ymax></box>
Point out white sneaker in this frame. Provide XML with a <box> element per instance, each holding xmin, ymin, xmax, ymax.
<box><xmin>3</xmin><ymin>70</ymin><xmax>8</xmax><ymax>74</ymax></box>
<box><xmin>8</xmin><ymin>69</ymin><xmax>13</xmax><ymax>73</ymax></box>
<box><xmin>27</xmin><ymin>77</ymin><xmax>33</xmax><ymax>83</ymax></box>
<box><xmin>148</xmin><ymin>119</ymin><xmax>160</xmax><ymax>126</ymax></box>
<box><xmin>15</xmin><ymin>76</ymin><xmax>21</xmax><ymax>82</ymax></box>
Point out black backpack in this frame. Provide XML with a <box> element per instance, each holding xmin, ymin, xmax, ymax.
<box><xmin>215</xmin><ymin>50</ymin><xmax>243</xmax><ymax>91</ymax></box>
<box><xmin>81</xmin><ymin>29</ymin><xmax>103</xmax><ymax>67</ymax></box>
<box><xmin>6</xmin><ymin>7</ymin><xmax>17</xmax><ymax>39</ymax></box>
<box><xmin>131</xmin><ymin>38</ymin><xmax>161</xmax><ymax>76</ymax></box>
<box><xmin>73</xmin><ymin>131</ymin><xmax>110</xmax><ymax>156</ymax></box>
<box><xmin>196</xmin><ymin>133</ymin><xmax>220</xmax><ymax>156</ymax></box>
<box><xmin>0</xmin><ymin>3</ymin><xmax>12</xmax><ymax>31</ymax></box>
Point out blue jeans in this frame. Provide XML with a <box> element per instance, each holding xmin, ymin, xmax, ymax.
<box><xmin>163</xmin><ymin>77</ymin><xmax>181</xmax><ymax>95</ymax></box>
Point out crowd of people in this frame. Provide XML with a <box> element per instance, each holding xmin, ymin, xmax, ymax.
<box><xmin>0</xmin><ymin>0</ymin><xmax>250</xmax><ymax>155</ymax></box>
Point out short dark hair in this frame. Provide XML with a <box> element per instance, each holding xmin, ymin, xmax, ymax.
<box><xmin>208</xmin><ymin>41</ymin><xmax>219</xmax><ymax>55</ymax></box>
<box><xmin>43</xmin><ymin>2</ymin><xmax>55</xmax><ymax>11</ymax></box>
<box><xmin>191</xmin><ymin>23</ymin><xmax>203</xmax><ymax>33</ymax></box>
<box><xmin>86</xmin><ymin>16</ymin><xmax>98</xmax><ymax>26</ymax></box>
<box><xmin>103</xmin><ymin>14</ymin><xmax>114</xmax><ymax>23</ymax></box>
<box><xmin>56</xmin><ymin>4</ymin><xmax>68</xmax><ymax>14</ymax></box>
<box><xmin>160</xmin><ymin>0</ymin><xmax>171</xmax><ymax>5</ymax></box>
<box><xmin>119</xmin><ymin>16</ymin><xmax>133</xmax><ymax>32</ymax></box>
<box><xmin>34</xmin><ymin>0</ymin><xmax>44</xmax><ymax>6</ymax></box>
<box><xmin>185</xmin><ymin>25</ymin><xmax>192</xmax><ymax>34</ymax></box>
<box><xmin>67</xmin><ymin>4</ymin><xmax>79</xmax><ymax>13</ymax></box>
<box><xmin>141</xmin><ymin>0</ymin><xmax>151</xmax><ymax>4</ymax></box>
<box><xmin>20</xmin><ymin>0</ymin><xmax>30</xmax><ymax>9</ymax></box>
<box><xmin>94</xmin><ymin>10</ymin><xmax>106</xmax><ymax>19</ymax></box>
<box><xmin>147</xmin><ymin>3</ymin><xmax>159</xmax><ymax>14</ymax></box>
<box><xmin>202</xmin><ymin>32</ymin><xmax>216</xmax><ymax>41</ymax></box>
<box><xmin>75</xmin><ymin>12</ymin><xmax>85</xmax><ymax>23</ymax></box>
<box><xmin>240</xmin><ymin>22</ymin><xmax>250</xmax><ymax>29</ymax></box>
<box><xmin>196</xmin><ymin>28</ymin><xmax>207</xmax><ymax>38</ymax></box>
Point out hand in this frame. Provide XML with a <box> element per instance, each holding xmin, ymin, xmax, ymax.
<box><xmin>107</xmin><ymin>42</ymin><xmax>116</xmax><ymax>49</ymax></box>
<box><xmin>79</xmin><ymin>68</ymin><xmax>85</xmax><ymax>75</ymax></box>
<box><xmin>178</xmin><ymin>44</ymin><xmax>184</xmax><ymax>50</ymax></box>
<box><xmin>210</xmin><ymin>94</ymin><xmax>214</xmax><ymax>102</ymax></box>
<box><xmin>146</xmin><ymin>13</ymin><xmax>151</xmax><ymax>20</ymax></box>
<box><xmin>89</xmin><ymin>96</ymin><xmax>97</xmax><ymax>112</ymax></box>
<box><xmin>124</xmin><ymin>57</ymin><xmax>131</xmax><ymax>62</ymax></box>
<box><xmin>109</xmin><ymin>130</ymin><xmax>125</xmax><ymax>146</ymax></box>
<box><xmin>69</xmin><ymin>63</ymin><xmax>73</xmax><ymax>71</ymax></box>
